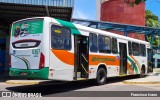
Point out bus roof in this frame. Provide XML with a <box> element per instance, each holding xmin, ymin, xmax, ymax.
<box><xmin>73</xmin><ymin>22</ymin><xmax>149</xmax><ymax>45</ymax></box>
<box><xmin>12</xmin><ymin>17</ymin><xmax>150</xmax><ymax>45</ymax></box>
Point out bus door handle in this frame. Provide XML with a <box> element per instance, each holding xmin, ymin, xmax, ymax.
<box><xmin>81</xmin><ymin>64</ymin><xmax>88</xmax><ymax>74</ymax></box>
<box><xmin>81</xmin><ymin>53</ymin><xmax>88</xmax><ymax>63</ymax></box>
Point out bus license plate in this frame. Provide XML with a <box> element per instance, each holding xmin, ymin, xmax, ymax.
<box><xmin>21</xmin><ymin>72</ymin><xmax>27</xmax><ymax>76</ymax></box>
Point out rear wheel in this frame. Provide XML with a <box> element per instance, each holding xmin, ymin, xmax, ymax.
<box><xmin>95</xmin><ymin>68</ymin><xmax>107</xmax><ymax>85</ymax></box>
<box><xmin>139</xmin><ymin>66</ymin><xmax>145</xmax><ymax>78</ymax></box>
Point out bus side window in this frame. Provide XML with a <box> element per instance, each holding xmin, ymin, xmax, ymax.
<box><xmin>89</xmin><ymin>33</ymin><xmax>98</xmax><ymax>52</ymax></box>
<box><xmin>51</xmin><ymin>25</ymin><xmax>71</xmax><ymax>50</ymax></box>
<box><xmin>98</xmin><ymin>35</ymin><xmax>111</xmax><ymax>53</ymax></box>
<box><xmin>112</xmin><ymin>38</ymin><xmax>118</xmax><ymax>54</ymax></box>
<box><xmin>140</xmin><ymin>44</ymin><xmax>146</xmax><ymax>57</ymax></box>
<box><xmin>128</xmin><ymin>41</ymin><xmax>132</xmax><ymax>55</ymax></box>
<box><xmin>132</xmin><ymin>42</ymin><xmax>140</xmax><ymax>56</ymax></box>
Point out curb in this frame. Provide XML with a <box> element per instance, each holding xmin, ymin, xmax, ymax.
<box><xmin>6</xmin><ymin>80</ymin><xmax>41</xmax><ymax>85</ymax></box>
<box><xmin>123</xmin><ymin>81</ymin><xmax>160</xmax><ymax>84</ymax></box>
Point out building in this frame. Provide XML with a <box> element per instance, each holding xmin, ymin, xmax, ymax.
<box><xmin>96</xmin><ymin>0</ymin><xmax>145</xmax><ymax>24</ymax></box>
<box><xmin>0</xmin><ymin>0</ymin><xmax>74</xmax><ymax>71</ymax></box>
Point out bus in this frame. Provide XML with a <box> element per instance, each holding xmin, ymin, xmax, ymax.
<box><xmin>9</xmin><ymin>17</ymin><xmax>152</xmax><ymax>85</ymax></box>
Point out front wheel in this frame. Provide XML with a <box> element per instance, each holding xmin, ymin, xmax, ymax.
<box><xmin>95</xmin><ymin>68</ymin><xmax>107</xmax><ymax>85</ymax></box>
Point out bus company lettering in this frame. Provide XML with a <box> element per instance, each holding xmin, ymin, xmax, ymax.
<box><xmin>21</xmin><ymin>24</ymin><xmax>30</xmax><ymax>29</ymax></box>
<box><xmin>91</xmin><ymin>57</ymin><xmax>116</xmax><ymax>62</ymax></box>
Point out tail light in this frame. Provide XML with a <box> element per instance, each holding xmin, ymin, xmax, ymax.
<box><xmin>39</xmin><ymin>53</ymin><xmax>45</xmax><ymax>69</ymax></box>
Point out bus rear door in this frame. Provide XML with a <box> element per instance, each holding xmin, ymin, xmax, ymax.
<box><xmin>147</xmin><ymin>49</ymin><xmax>153</xmax><ymax>72</ymax></box>
<box><xmin>119</xmin><ymin>42</ymin><xmax>127</xmax><ymax>75</ymax></box>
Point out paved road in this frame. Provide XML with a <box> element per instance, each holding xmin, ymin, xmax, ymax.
<box><xmin>0</xmin><ymin>76</ymin><xmax>160</xmax><ymax>98</ymax></box>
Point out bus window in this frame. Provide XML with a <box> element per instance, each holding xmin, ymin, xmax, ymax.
<box><xmin>128</xmin><ymin>41</ymin><xmax>132</xmax><ymax>55</ymax></box>
<box><xmin>89</xmin><ymin>33</ymin><xmax>98</xmax><ymax>52</ymax></box>
<box><xmin>140</xmin><ymin>44</ymin><xmax>146</xmax><ymax>57</ymax></box>
<box><xmin>98</xmin><ymin>35</ymin><xmax>111</xmax><ymax>53</ymax></box>
<box><xmin>112</xmin><ymin>38</ymin><xmax>118</xmax><ymax>54</ymax></box>
<box><xmin>11</xmin><ymin>19</ymin><xmax>43</xmax><ymax>49</ymax></box>
<box><xmin>51</xmin><ymin>25</ymin><xmax>71</xmax><ymax>50</ymax></box>
<box><xmin>132</xmin><ymin>42</ymin><xmax>140</xmax><ymax>56</ymax></box>
<box><xmin>89</xmin><ymin>24</ymin><xmax>97</xmax><ymax>28</ymax></box>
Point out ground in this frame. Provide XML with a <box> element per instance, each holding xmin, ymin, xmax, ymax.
<box><xmin>0</xmin><ymin>76</ymin><xmax>160</xmax><ymax>98</ymax></box>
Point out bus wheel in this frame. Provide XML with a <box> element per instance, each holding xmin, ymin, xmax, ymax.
<box><xmin>96</xmin><ymin>68</ymin><xmax>107</xmax><ymax>85</ymax></box>
<box><xmin>139</xmin><ymin>66</ymin><xmax>145</xmax><ymax>78</ymax></box>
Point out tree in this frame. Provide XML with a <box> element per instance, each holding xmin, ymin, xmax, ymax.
<box><xmin>145</xmin><ymin>10</ymin><xmax>160</xmax><ymax>28</ymax></box>
<box><xmin>145</xmin><ymin>10</ymin><xmax>160</xmax><ymax>47</ymax></box>
<box><xmin>146</xmin><ymin>35</ymin><xmax>159</xmax><ymax>47</ymax></box>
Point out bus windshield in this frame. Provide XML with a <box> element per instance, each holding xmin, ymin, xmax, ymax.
<box><xmin>10</xmin><ymin>19</ymin><xmax>43</xmax><ymax>49</ymax></box>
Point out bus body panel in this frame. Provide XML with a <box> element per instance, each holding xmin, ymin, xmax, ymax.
<box><xmin>48</xmin><ymin>20</ymin><xmax>75</xmax><ymax>81</ymax></box>
<box><xmin>88</xmin><ymin>53</ymin><xmax>120</xmax><ymax>78</ymax></box>
<box><xmin>49</xmin><ymin>50</ymin><xmax>74</xmax><ymax>81</ymax></box>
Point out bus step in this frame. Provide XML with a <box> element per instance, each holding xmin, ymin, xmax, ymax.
<box><xmin>77</xmin><ymin>78</ymin><xmax>88</xmax><ymax>80</ymax></box>
<box><xmin>119</xmin><ymin>74</ymin><xmax>127</xmax><ymax>77</ymax></box>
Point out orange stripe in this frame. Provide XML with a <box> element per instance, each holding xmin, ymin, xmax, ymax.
<box><xmin>127</xmin><ymin>62</ymin><xmax>134</xmax><ymax>74</ymax></box>
<box><xmin>130</xmin><ymin>56</ymin><xmax>140</xmax><ymax>71</ymax></box>
<box><xmin>51</xmin><ymin>50</ymin><xmax>120</xmax><ymax>66</ymax></box>
<box><xmin>51</xmin><ymin>50</ymin><xmax>74</xmax><ymax>65</ymax></box>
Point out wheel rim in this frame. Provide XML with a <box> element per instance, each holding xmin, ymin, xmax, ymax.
<box><xmin>141</xmin><ymin>68</ymin><xmax>145</xmax><ymax>77</ymax></box>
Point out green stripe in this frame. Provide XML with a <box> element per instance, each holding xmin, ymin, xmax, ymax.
<box><xmin>127</xmin><ymin>56</ymin><xmax>138</xmax><ymax>74</ymax></box>
<box><xmin>22</xmin><ymin>57</ymin><xmax>30</xmax><ymax>69</ymax></box>
<box><xmin>55</xmin><ymin>18</ymin><xmax>81</xmax><ymax>35</ymax></box>
<box><xmin>12</xmin><ymin>55</ymin><xmax>30</xmax><ymax>69</ymax></box>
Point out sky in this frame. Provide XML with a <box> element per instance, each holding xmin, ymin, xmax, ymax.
<box><xmin>73</xmin><ymin>0</ymin><xmax>160</xmax><ymax>20</ymax></box>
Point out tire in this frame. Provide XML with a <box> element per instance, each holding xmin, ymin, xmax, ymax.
<box><xmin>139</xmin><ymin>67</ymin><xmax>145</xmax><ymax>78</ymax></box>
<box><xmin>95</xmin><ymin>68</ymin><xmax>107</xmax><ymax>85</ymax></box>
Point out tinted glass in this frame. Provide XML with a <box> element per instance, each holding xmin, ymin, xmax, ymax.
<box><xmin>128</xmin><ymin>41</ymin><xmax>132</xmax><ymax>55</ymax></box>
<box><xmin>89</xmin><ymin>33</ymin><xmax>98</xmax><ymax>52</ymax></box>
<box><xmin>98</xmin><ymin>35</ymin><xmax>111</xmax><ymax>53</ymax></box>
<box><xmin>132</xmin><ymin>42</ymin><xmax>140</xmax><ymax>56</ymax></box>
<box><xmin>112</xmin><ymin>38</ymin><xmax>118</xmax><ymax>54</ymax></box>
<box><xmin>140</xmin><ymin>44</ymin><xmax>146</xmax><ymax>57</ymax></box>
<box><xmin>51</xmin><ymin>25</ymin><xmax>71</xmax><ymax>50</ymax></box>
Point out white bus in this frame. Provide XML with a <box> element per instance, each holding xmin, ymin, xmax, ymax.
<box><xmin>9</xmin><ymin>17</ymin><xmax>152</xmax><ymax>85</ymax></box>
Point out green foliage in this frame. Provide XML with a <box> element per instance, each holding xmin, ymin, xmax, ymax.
<box><xmin>146</xmin><ymin>35</ymin><xmax>159</xmax><ymax>47</ymax></box>
<box><xmin>135</xmin><ymin>0</ymin><xmax>146</xmax><ymax>5</ymax></box>
<box><xmin>124</xmin><ymin>0</ymin><xmax>146</xmax><ymax>6</ymax></box>
<box><xmin>145</xmin><ymin>10</ymin><xmax>160</xmax><ymax>28</ymax></box>
<box><xmin>145</xmin><ymin>11</ymin><xmax>160</xmax><ymax>48</ymax></box>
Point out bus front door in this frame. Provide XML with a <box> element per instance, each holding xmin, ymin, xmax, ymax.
<box><xmin>74</xmin><ymin>35</ymin><xmax>89</xmax><ymax>80</ymax></box>
<box><xmin>147</xmin><ymin>49</ymin><xmax>153</xmax><ymax>72</ymax></box>
<box><xmin>119</xmin><ymin>43</ymin><xmax>127</xmax><ymax>75</ymax></box>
